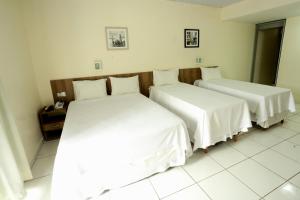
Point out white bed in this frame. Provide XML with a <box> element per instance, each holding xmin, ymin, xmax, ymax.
<box><xmin>51</xmin><ymin>94</ymin><xmax>192</xmax><ymax>200</ymax></box>
<box><xmin>194</xmin><ymin>79</ymin><xmax>296</xmax><ymax>128</ymax></box>
<box><xmin>150</xmin><ymin>83</ymin><xmax>252</xmax><ymax>151</ymax></box>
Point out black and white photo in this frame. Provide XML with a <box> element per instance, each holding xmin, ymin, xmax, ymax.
<box><xmin>184</xmin><ymin>29</ymin><xmax>199</xmax><ymax>48</ymax></box>
<box><xmin>106</xmin><ymin>27</ymin><xmax>129</xmax><ymax>50</ymax></box>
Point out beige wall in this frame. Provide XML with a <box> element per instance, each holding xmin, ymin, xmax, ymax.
<box><xmin>0</xmin><ymin>0</ymin><xmax>42</xmax><ymax>166</ymax></box>
<box><xmin>278</xmin><ymin>16</ymin><xmax>300</xmax><ymax>103</ymax></box>
<box><xmin>23</xmin><ymin>0</ymin><xmax>255</xmax><ymax>105</ymax></box>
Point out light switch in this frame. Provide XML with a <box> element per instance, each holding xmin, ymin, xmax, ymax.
<box><xmin>94</xmin><ymin>60</ymin><xmax>102</xmax><ymax>70</ymax></box>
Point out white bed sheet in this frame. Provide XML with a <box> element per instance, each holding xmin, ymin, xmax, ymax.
<box><xmin>51</xmin><ymin>94</ymin><xmax>192</xmax><ymax>200</ymax></box>
<box><xmin>194</xmin><ymin>79</ymin><xmax>296</xmax><ymax>128</ymax></box>
<box><xmin>149</xmin><ymin>83</ymin><xmax>252</xmax><ymax>151</ymax></box>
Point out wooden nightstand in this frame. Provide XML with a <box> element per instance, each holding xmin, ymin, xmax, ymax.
<box><xmin>38</xmin><ymin>106</ymin><xmax>67</xmax><ymax>141</ymax></box>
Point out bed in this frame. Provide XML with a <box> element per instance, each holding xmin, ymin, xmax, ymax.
<box><xmin>194</xmin><ymin>67</ymin><xmax>296</xmax><ymax>128</ymax></box>
<box><xmin>150</xmin><ymin>81</ymin><xmax>252</xmax><ymax>151</ymax></box>
<box><xmin>51</xmin><ymin>84</ymin><xmax>192</xmax><ymax>200</ymax></box>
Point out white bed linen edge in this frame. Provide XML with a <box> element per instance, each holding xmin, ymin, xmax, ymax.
<box><xmin>194</xmin><ymin>79</ymin><xmax>296</xmax><ymax>128</ymax></box>
<box><xmin>51</xmin><ymin>94</ymin><xmax>192</xmax><ymax>200</ymax></box>
<box><xmin>150</xmin><ymin>83</ymin><xmax>252</xmax><ymax>151</ymax></box>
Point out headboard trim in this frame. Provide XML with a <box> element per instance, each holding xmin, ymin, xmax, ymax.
<box><xmin>50</xmin><ymin>67</ymin><xmax>201</xmax><ymax>104</ymax></box>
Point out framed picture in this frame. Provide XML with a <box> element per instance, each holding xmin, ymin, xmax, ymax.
<box><xmin>184</xmin><ymin>29</ymin><xmax>199</xmax><ymax>48</ymax></box>
<box><xmin>105</xmin><ymin>27</ymin><xmax>129</xmax><ymax>50</ymax></box>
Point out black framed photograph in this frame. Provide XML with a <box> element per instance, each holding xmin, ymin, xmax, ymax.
<box><xmin>105</xmin><ymin>27</ymin><xmax>129</xmax><ymax>50</ymax></box>
<box><xmin>184</xmin><ymin>29</ymin><xmax>199</xmax><ymax>48</ymax></box>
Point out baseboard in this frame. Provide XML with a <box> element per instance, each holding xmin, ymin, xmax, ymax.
<box><xmin>30</xmin><ymin>137</ymin><xmax>44</xmax><ymax>168</ymax></box>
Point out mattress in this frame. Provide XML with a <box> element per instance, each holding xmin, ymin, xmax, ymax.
<box><xmin>194</xmin><ymin>79</ymin><xmax>296</xmax><ymax>128</ymax></box>
<box><xmin>150</xmin><ymin>83</ymin><xmax>252</xmax><ymax>151</ymax></box>
<box><xmin>51</xmin><ymin>94</ymin><xmax>192</xmax><ymax>200</ymax></box>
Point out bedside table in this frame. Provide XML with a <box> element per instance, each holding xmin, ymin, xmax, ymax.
<box><xmin>38</xmin><ymin>106</ymin><xmax>67</xmax><ymax>141</ymax></box>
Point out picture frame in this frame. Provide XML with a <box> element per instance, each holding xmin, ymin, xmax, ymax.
<box><xmin>105</xmin><ymin>27</ymin><xmax>129</xmax><ymax>50</ymax></box>
<box><xmin>184</xmin><ymin>29</ymin><xmax>199</xmax><ymax>48</ymax></box>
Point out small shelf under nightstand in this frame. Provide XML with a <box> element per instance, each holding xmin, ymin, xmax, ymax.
<box><xmin>38</xmin><ymin>106</ymin><xmax>67</xmax><ymax>141</ymax></box>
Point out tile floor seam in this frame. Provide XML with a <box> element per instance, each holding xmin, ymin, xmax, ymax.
<box><xmin>31</xmin><ymin>142</ymin><xmax>48</xmax><ymax>170</ymax></box>
<box><xmin>198</xmin><ymin>120</ymin><xmax>300</xmax><ymax>199</ymax></box>
<box><xmin>181</xmin><ymin>166</ymin><xmax>214</xmax><ymax>200</ymax></box>
<box><xmin>289</xmin><ymin>119</ymin><xmax>299</xmax><ymax>124</ymax></box>
<box><xmin>279</xmin><ymin>124</ymin><xmax>300</xmax><ymax>133</ymax></box>
<box><xmin>31</xmin><ymin>154</ymin><xmax>56</xmax><ymax>180</ymax></box>
<box><xmin>181</xmin><ymin>166</ymin><xmax>198</xmax><ymax>183</ymax></box>
<box><xmin>261</xmin><ymin>178</ymin><xmax>292</xmax><ymax>198</ymax></box>
<box><xmin>205</xmin><ymin>151</ymin><xmax>264</xmax><ymax>197</ymax></box>
<box><xmin>248</xmin><ymin>137</ymin><xmax>286</xmax><ymax>150</ymax></box>
<box><xmin>286</xmin><ymin>171</ymin><xmax>300</xmax><ymax>190</ymax></box>
<box><xmin>36</xmin><ymin>153</ymin><xmax>57</xmax><ymax>159</ymax></box>
<box><xmin>287</xmin><ymin>139</ymin><xmax>300</xmax><ymax>146</ymax></box>
<box><xmin>147</xmin><ymin>167</ymin><xmax>195</xmax><ymax>199</ymax></box>
<box><xmin>282</xmin><ymin>119</ymin><xmax>300</xmax><ymax>133</ymax></box>
<box><xmin>30</xmin><ymin>140</ymin><xmax>44</xmax><ymax>168</ymax></box>
<box><xmin>271</xmin><ymin>141</ymin><xmax>300</xmax><ymax>164</ymax></box>
<box><xmin>288</xmin><ymin>115</ymin><xmax>300</xmax><ymax>123</ymax></box>
<box><xmin>182</xmin><ymin>152</ymin><xmax>227</xmax><ymax>181</ymax></box>
<box><xmin>249</xmin><ymin>157</ymin><xmax>290</xmax><ymax>180</ymax></box>
<box><xmin>288</xmin><ymin>182</ymin><xmax>300</xmax><ymax>192</ymax></box>
<box><xmin>254</xmin><ymin>121</ymin><xmax>300</xmax><ymax>137</ymax></box>
<box><xmin>226</xmin><ymin>168</ymin><xmax>263</xmax><ymax>198</ymax></box>
<box><xmin>32</xmin><ymin>172</ymin><xmax>53</xmax><ymax>179</ymax></box>
<box><xmin>230</xmin><ymin>130</ymin><xmax>300</xmax><ymax>166</ymax></box>
<box><xmin>231</xmin><ymin>143</ymin><xmax>298</xmax><ymax>171</ymax></box>
<box><xmin>159</xmin><ymin>182</ymin><xmax>197</xmax><ymax>199</ymax></box>
<box><xmin>182</xmin><ymin>152</ymin><xmax>228</xmax><ymax>183</ymax></box>
<box><xmin>226</xmin><ymin>144</ymin><xmax>300</xmax><ymax>199</ymax></box>
<box><xmin>25</xmin><ymin>174</ymin><xmax>52</xmax><ymax>182</ymax></box>
<box><xmin>288</xmin><ymin>114</ymin><xmax>297</xmax><ymax>118</ymax></box>
<box><xmin>31</xmin><ymin>159</ymin><xmax>38</xmax><ymax>171</ymax></box>
<box><xmin>147</xmin><ymin>178</ymin><xmax>161</xmax><ymax>200</ymax></box>
<box><xmin>196</xmin><ymin>169</ymin><xmax>225</xmax><ymax>183</ymax></box>
<box><xmin>207</xmin><ymin>146</ymin><xmax>251</xmax><ymax>170</ymax></box>
<box><xmin>229</xmin><ymin>143</ymin><xmax>267</xmax><ymax>159</ymax></box>
<box><xmin>225</xmin><ymin>143</ymin><xmax>295</xmax><ymax>177</ymax></box>
<box><xmin>195</xmin><ymin>184</ymin><xmax>214</xmax><ymax>200</ymax></box>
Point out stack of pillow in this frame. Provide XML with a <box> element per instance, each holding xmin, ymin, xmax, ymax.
<box><xmin>72</xmin><ymin>75</ymin><xmax>140</xmax><ymax>101</ymax></box>
<box><xmin>72</xmin><ymin>68</ymin><xmax>184</xmax><ymax>101</ymax></box>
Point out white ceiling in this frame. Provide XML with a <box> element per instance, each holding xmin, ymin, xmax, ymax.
<box><xmin>231</xmin><ymin>2</ymin><xmax>300</xmax><ymax>23</ymax></box>
<box><xmin>172</xmin><ymin>0</ymin><xmax>244</xmax><ymax>7</ymax></box>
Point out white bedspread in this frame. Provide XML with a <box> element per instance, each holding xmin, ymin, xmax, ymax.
<box><xmin>51</xmin><ymin>94</ymin><xmax>192</xmax><ymax>200</ymax></box>
<box><xmin>150</xmin><ymin>83</ymin><xmax>252</xmax><ymax>151</ymax></box>
<box><xmin>194</xmin><ymin>79</ymin><xmax>296</xmax><ymax>128</ymax></box>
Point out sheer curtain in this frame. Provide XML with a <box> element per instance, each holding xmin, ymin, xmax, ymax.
<box><xmin>0</xmin><ymin>82</ymin><xmax>32</xmax><ymax>200</ymax></box>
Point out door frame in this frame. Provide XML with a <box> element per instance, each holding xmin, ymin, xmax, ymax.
<box><xmin>250</xmin><ymin>19</ymin><xmax>286</xmax><ymax>85</ymax></box>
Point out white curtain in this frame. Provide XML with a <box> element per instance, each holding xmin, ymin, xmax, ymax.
<box><xmin>0</xmin><ymin>82</ymin><xmax>31</xmax><ymax>200</ymax></box>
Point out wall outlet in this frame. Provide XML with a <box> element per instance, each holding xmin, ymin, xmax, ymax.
<box><xmin>196</xmin><ymin>57</ymin><xmax>202</xmax><ymax>63</ymax></box>
<box><xmin>94</xmin><ymin>60</ymin><xmax>103</xmax><ymax>70</ymax></box>
<box><xmin>57</xmin><ymin>91</ymin><xmax>66</xmax><ymax>97</ymax></box>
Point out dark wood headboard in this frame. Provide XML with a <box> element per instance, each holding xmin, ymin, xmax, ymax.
<box><xmin>50</xmin><ymin>67</ymin><xmax>201</xmax><ymax>103</ymax></box>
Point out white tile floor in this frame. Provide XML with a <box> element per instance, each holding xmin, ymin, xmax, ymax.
<box><xmin>24</xmin><ymin>108</ymin><xmax>300</xmax><ymax>200</ymax></box>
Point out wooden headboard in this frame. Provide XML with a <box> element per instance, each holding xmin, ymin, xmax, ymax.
<box><xmin>50</xmin><ymin>67</ymin><xmax>201</xmax><ymax>104</ymax></box>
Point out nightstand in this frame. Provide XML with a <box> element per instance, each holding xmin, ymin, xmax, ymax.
<box><xmin>38</xmin><ymin>106</ymin><xmax>67</xmax><ymax>141</ymax></box>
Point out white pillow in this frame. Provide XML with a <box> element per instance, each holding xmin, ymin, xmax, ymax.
<box><xmin>110</xmin><ymin>76</ymin><xmax>140</xmax><ymax>95</ymax></box>
<box><xmin>153</xmin><ymin>69</ymin><xmax>179</xmax><ymax>86</ymax></box>
<box><xmin>72</xmin><ymin>79</ymin><xmax>107</xmax><ymax>100</ymax></box>
<box><xmin>201</xmin><ymin>67</ymin><xmax>222</xmax><ymax>81</ymax></box>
